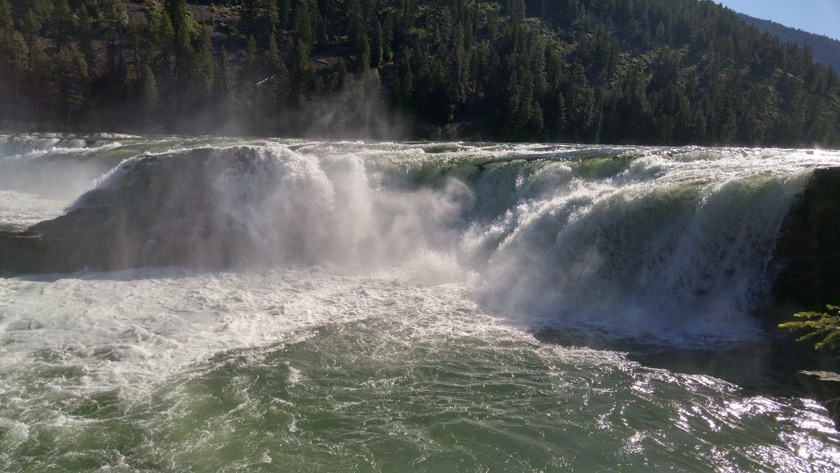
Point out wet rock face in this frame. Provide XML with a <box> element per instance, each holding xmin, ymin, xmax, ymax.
<box><xmin>0</xmin><ymin>148</ymin><xmax>270</xmax><ymax>274</ymax></box>
<box><xmin>0</xmin><ymin>231</ymin><xmax>50</xmax><ymax>275</ymax></box>
<box><xmin>771</xmin><ymin>167</ymin><xmax>840</xmax><ymax>313</ymax></box>
<box><xmin>797</xmin><ymin>371</ymin><xmax>840</xmax><ymax>430</ymax></box>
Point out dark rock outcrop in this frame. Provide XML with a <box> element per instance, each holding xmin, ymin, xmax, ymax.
<box><xmin>0</xmin><ymin>231</ymin><xmax>51</xmax><ymax>275</ymax></box>
<box><xmin>0</xmin><ymin>147</ymin><xmax>290</xmax><ymax>274</ymax></box>
<box><xmin>771</xmin><ymin>167</ymin><xmax>840</xmax><ymax>315</ymax></box>
<box><xmin>797</xmin><ymin>370</ymin><xmax>840</xmax><ymax>430</ymax></box>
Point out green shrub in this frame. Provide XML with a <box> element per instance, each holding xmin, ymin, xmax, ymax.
<box><xmin>779</xmin><ymin>305</ymin><xmax>840</xmax><ymax>350</ymax></box>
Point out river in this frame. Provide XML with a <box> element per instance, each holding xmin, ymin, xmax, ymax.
<box><xmin>0</xmin><ymin>134</ymin><xmax>838</xmax><ymax>471</ymax></box>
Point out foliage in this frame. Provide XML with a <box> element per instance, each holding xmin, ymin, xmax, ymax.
<box><xmin>779</xmin><ymin>305</ymin><xmax>840</xmax><ymax>351</ymax></box>
<box><xmin>2</xmin><ymin>0</ymin><xmax>840</xmax><ymax>145</ymax></box>
<box><xmin>738</xmin><ymin>13</ymin><xmax>840</xmax><ymax>75</ymax></box>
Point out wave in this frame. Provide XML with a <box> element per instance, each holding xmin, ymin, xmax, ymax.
<box><xmin>0</xmin><ymin>134</ymin><xmax>214</xmax><ymax>200</ymax></box>
<box><xmin>29</xmin><ymin>144</ymin><xmax>470</xmax><ymax>271</ymax></box>
<box><xmin>5</xmin><ymin>140</ymin><xmax>840</xmax><ymax>341</ymax></box>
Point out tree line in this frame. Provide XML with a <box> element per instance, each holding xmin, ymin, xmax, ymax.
<box><xmin>738</xmin><ymin>13</ymin><xmax>840</xmax><ymax>77</ymax></box>
<box><xmin>1</xmin><ymin>0</ymin><xmax>839</xmax><ymax>147</ymax></box>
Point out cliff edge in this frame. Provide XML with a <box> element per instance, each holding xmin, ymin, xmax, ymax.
<box><xmin>771</xmin><ymin>167</ymin><xmax>840</xmax><ymax>316</ymax></box>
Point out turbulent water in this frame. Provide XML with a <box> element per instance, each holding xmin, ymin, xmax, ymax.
<box><xmin>1</xmin><ymin>134</ymin><xmax>839</xmax><ymax>471</ymax></box>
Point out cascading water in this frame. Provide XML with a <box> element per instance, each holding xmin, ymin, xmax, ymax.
<box><xmin>1</xmin><ymin>135</ymin><xmax>839</xmax><ymax>471</ymax></box>
<box><xmin>466</xmin><ymin>150</ymin><xmax>810</xmax><ymax>343</ymax></box>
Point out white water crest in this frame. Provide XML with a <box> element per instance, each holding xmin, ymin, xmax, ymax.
<box><xmin>2</xmin><ymin>136</ymin><xmax>840</xmax><ymax>471</ymax></box>
<box><xmin>0</xmin><ymin>134</ymin><xmax>221</xmax><ymax>200</ymax></box>
<box><xmin>467</xmin><ymin>148</ymin><xmax>815</xmax><ymax>343</ymax></box>
<box><xmin>5</xmin><ymin>138</ymin><xmax>840</xmax><ymax>342</ymax></box>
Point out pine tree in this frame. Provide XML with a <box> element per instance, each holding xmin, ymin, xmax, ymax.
<box><xmin>215</xmin><ymin>47</ymin><xmax>233</xmax><ymax>103</ymax></box>
<box><xmin>164</xmin><ymin>0</ymin><xmax>187</xmax><ymax>39</ymax></box>
<box><xmin>568</xmin><ymin>64</ymin><xmax>596</xmax><ymax>136</ymax></box>
<box><xmin>100</xmin><ymin>0</ymin><xmax>129</xmax><ymax>99</ymax></box>
<box><xmin>238</xmin><ymin>35</ymin><xmax>259</xmax><ymax>116</ymax></box>
<box><xmin>22</xmin><ymin>10</ymin><xmax>42</xmax><ymax>72</ymax></box>
<box><xmin>50</xmin><ymin>0</ymin><xmax>74</xmax><ymax>48</ymax></box>
<box><xmin>149</xmin><ymin>7</ymin><xmax>175</xmax><ymax>75</ymax></box>
<box><xmin>278</xmin><ymin>0</ymin><xmax>292</xmax><ymax>30</ymax></box>
<box><xmin>142</xmin><ymin>64</ymin><xmax>159</xmax><ymax>117</ymax></box>
<box><xmin>51</xmin><ymin>43</ymin><xmax>89</xmax><ymax>124</ymax></box>
<box><xmin>0</xmin><ymin>0</ymin><xmax>14</xmax><ymax>99</ymax></box>
<box><xmin>371</xmin><ymin>21</ymin><xmax>384</xmax><ymax>67</ymax></box>
<box><xmin>356</xmin><ymin>33</ymin><xmax>371</xmax><ymax>76</ymax></box>
<box><xmin>292</xmin><ymin>0</ymin><xmax>317</xmax><ymax>47</ymax></box>
<box><xmin>286</xmin><ymin>38</ymin><xmax>317</xmax><ymax>106</ymax></box>
<box><xmin>192</xmin><ymin>26</ymin><xmax>215</xmax><ymax>98</ymax></box>
<box><xmin>262</xmin><ymin>33</ymin><xmax>283</xmax><ymax>109</ymax></box>
<box><xmin>335</xmin><ymin>58</ymin><xmax>347</xmax><ymax>92</ymax></box>
<box><xmin>76</xmin><ymin>4</ymin><xmax>94</xmax><ymax>67</ymax></box>
<box><xmin>396</xmin><ymin>48</ymin><xmax>414</xmax><ymax>107</ymax></box>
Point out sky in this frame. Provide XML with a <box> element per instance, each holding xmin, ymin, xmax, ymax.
<box><xmin>716</xmin><ymin>0</ymin><xmax>840</xmax><ymax>41</ymax></box>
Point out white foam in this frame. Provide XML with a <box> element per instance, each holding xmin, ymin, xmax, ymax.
<box><xmin>6</xmin><ymin>140</ymin><xmax>840</xmax><ymax>352</ymax></box>
<box><xmin>4</xmin><ymin>139</ymin><xmax>840</xmax><ymax>471</ymax></box>
<box><xmin>465</xmin><ymin>146</ymin><xmax>839</xmax><ymax>343</ymax></box>
<box><xmin>0</xmin><ymin>190</ymin><xmax>68</xmax><ymax>230</ymax></box>
<box><xmin>0</xmin><ymin>417</ymin><xmax>30</xmax><ymax>449</ymax></box>
<box><xmin>0</xmin><ymin>263</ymin><xmax>541</xmax><ymax>426</ymax></box>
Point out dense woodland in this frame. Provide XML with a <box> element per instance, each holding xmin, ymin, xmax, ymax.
<box><xmin>1</xmin><ymin>0</ymin><xmax>839</xmax><ymax>146</ymax></box>
<box><xmin>738</xmin><ymin>13</ymin><xmax>840</xmax><ymax>77</ymax></box>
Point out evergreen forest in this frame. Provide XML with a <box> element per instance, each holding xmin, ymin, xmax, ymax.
<box><xmin>1</xmin><ymin>0</ymin><xmax>839</xmax><ymax>146</ymax></box>
<box><xmin>737</xmin><ymin>13</ymin><xmax>840</xmax><ymax>76</ymax></box>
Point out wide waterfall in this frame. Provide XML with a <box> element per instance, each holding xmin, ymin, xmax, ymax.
<box><xmin>1</xmin><ymin>135</ymin><xmax>839</xmax><ymax>471</ymax></box>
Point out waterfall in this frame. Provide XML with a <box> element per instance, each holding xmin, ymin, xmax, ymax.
<box><xmin>4</xmin><ymin>138</ymin><xmax>839</xmax><ymax>341</ymax></box>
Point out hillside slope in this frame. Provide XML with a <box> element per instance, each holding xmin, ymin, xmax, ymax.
<box><xmin>1</xmin><ymin>0</ymin><xmax>839</xmax><ymax>147</ymax></box>
<box><xmin>736</xmin><ymin>12</ymin><xmax>840</xmax><ymax>75</ymax></box>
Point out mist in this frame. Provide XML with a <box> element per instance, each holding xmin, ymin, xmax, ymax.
<box><xmin>21</xmin><ymin>143</ymin><xmax>472</xmax><ymax>275</ymax></box>
<box><xmin>0</xmin><ymin>136</ymin><xmax>119</xmax><ymax>201</ymax></box>
<box><xmin>2</xmin><ymin>140</ymin><xmax>828</xmax><ymax>347</ymax></box>
<box><xmin>154</xmin><ymin>74</ymin><xmax>414</xmax><ymax>142</ymax></box>
<box><xmin>464</xmin><ymin>153</ymin><xmax>809</xmax><ymax>344</ymax></box>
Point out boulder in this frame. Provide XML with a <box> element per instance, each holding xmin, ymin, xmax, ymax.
<box><xmin>0</xmin><ymin>147</ymin><xmax>271</xmax><ymax>274</ymax></box>
<box><xmin>796</xmin><ymin>370</ymin><xmax>840</xmax><ymax>430</ymax></box>
<box><xmin>771</xmin><ymin>167</ymin><xmax>840</xmax><ymax>315</ymax></box>
<box><xmin>0</xmin><ymin>231</ymin><xmax>50</xmax><ymax>275</ymax></box>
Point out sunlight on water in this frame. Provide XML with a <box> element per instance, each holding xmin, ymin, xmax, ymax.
<box><xmin>1</xmin><ymin>136</ymin><xmax>840</xmax><ymax>471</ymax></box>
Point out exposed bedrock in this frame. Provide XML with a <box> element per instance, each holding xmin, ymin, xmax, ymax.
<box><xmin>797</xmin><ymin>371</ymin><xmax>840</xmax><ymax>430</ymax></box>
<box><xmin>0</xmin><ymin>148</ymin><xmax>276</xmax><ymax>274</ymax></box>
<box><xmin>770</xmin><ymin>167</ymin><xmax>840</xmax><ymax>317</ymax></box>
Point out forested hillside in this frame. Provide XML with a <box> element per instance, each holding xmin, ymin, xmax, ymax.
<box><xmin>737</xmin><ymin>13</ymin><xmax>840</xmax><ymax>76</ymax></box>
<box><xmin>1</xmin><ymin>0</ymin><xmax>839</xmax><ymax>146</ymax></box>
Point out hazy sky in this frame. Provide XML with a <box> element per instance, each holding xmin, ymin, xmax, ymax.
<box><xmin>716</xmin><ymin>0</ymin><xmax>840</xmax><ymax>40</ymax></box>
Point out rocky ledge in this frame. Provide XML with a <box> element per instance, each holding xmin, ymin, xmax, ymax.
<box><xmin>771</xmin><ymin>167</ymin><xmax>840</xmax><ymax>316</ymax></box>
<box><xmin>0</xmin><ymin>147</ymin><xmax>275</xmax><ymax>274</ymax></box>
<box><xmin>797</xmin><ymin>370</ymin><xmax>840</xmax><ymax>430</ymax></box>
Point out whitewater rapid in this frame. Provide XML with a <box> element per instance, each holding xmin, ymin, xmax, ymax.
<box><xmin>2</xmin><ymin>135</ymin><xmax>836</xmax><ymax>354</ymax></box>
<box><xmin>1</xmin><ymin>135</ymin><xmax>839</xmax><ymax>471</ymax></box>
